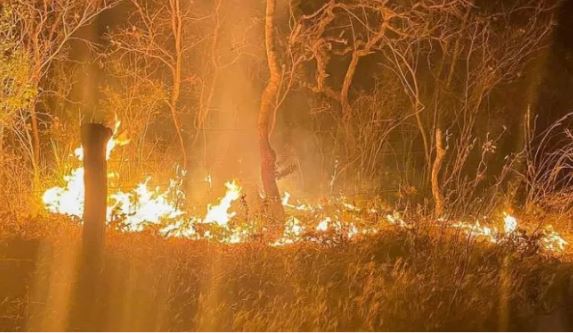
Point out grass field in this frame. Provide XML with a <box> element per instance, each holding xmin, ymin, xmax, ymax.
<box><xmin>0</xmin><ymin>212</ymin><xmax>572</xmax><ymax>331</ymax></box>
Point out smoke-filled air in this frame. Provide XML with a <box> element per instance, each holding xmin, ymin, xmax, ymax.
<box><xmin>1</xmin><ymin>0</ymin><xmax>573</xmax><ymax>331</ymax></box>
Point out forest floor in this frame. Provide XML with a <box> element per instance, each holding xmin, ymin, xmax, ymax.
<box><xmin>0</xmin><ymin>212</ymin><xmax>572</xmax><ymax>331</ymax></box>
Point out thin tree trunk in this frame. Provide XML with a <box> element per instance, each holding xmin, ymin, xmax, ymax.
<box><xmin>30</xmin><ymin>107</ymin><xmax>41</xmax><ymax>165</ymax></box>
<box><xmin>259</xmin><ymin>0</ymin><xmax>284</xmax><ymax>219</ymax></box>
<box><xmin>169</xmin><ymin>0</ymin><xmax>187</xmax><ymax>169</ymax></box>
<box><xmin>339</xmin><ymin>51</ymin><xmax>361</xmax><ymax>163</ymax></box>
<box><xmin>340</xmin><ymin>51</ymin><xmax>360</xmax><ymax>117</ymax></box>
<box><xmin>432</xmin><ymin>128</ymin><xmax>446</xmax><ymax>216</ymax></box>
<box><xmin>29</xmin><ymin>56</ymin><xmax>44</xmax><ymax>193</ymax></box>
<box><xmin>0</xmin><ymin>125</ymin><xmax>3</xmax><ymax>163</ymax></box>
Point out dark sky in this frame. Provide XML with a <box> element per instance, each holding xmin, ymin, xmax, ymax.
<box><xmin>73</xmin><ymin>0</ymin><xmax>573</xmax><ymax>140</ymax></box>
<box><xmin>535</xmin><ymin>0</ymin><xmax>573</xmax><ymax>132</ymax></box>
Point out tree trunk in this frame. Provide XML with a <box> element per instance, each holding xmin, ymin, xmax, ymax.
<box><xmin>81</xmin><ymin>123</ymin><xmax>112</xmax><ymax>252</ymax></box>
<box><xmin>0</xmin><ymin>125</ymin><xmax>4</xmax><ymax>164</ymax></box>
<box><xmin>340</xmin><ymin>51</ymin><xmax>360</xmax><ymax>117</ymax></box>
<box><xmin>258</xmin><ymin>0</ymin><xmax>284</xmax><ymax>220</ymax></box>
<box><xmin>28</xmin><ymin>104</ymin><xmax>41</xmax><ymax>194</ymax></box>
<box><xmin>70</xmin><ymin>123</ymin><xmax>112</xmax><ymax>331</ymax></box>
<box><xmin>169</xmin><ymin>0</ymin><xmax>187</xmax><ymax>169</ymax></box>
<box><xmin>30</xmin><ymin>107</ymin><xmax>41</xmax><ymax>165</ymax></box>
<box><xmin>431</xmin><ymin>128</ymin><xmax>446</xmax><ymax>216</ymax></box>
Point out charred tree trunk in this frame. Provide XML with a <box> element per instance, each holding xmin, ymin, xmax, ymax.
<box><xmin>258</xmin><ymin>0</ymin><xmax>284</xmax><ymax>221</ymax></box>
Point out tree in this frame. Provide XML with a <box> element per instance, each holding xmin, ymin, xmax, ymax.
<box><xmin>259</xmin><ymin>0</ymin><xmax>285</xmax><ymax>219</ymax></box>
<box><xmin>286</xmin><ymin>0</ymin><xmax>557</xmax><ymax>212</ymax></box>
<box><xmin>7</xmin><ymin>0</ymin><xmax>118</xmax><ymax>188</ymax></box>
<box><xmin>108</xmin><ymin>0</ymin><xmax>210</xmax><ymax>170</ymax></box>
<box><xmin>0</xmin><ymin>5</ymin><xmax>37</xmax><ymax>162</ymax></box>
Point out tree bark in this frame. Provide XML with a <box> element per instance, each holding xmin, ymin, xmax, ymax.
<box><xmin>81</xmin><ymin>123</ymin><xmax>112</xmax><ymax>251</ymax></box>
<box><xmin>30</xmin><ymin>107</ymin><xmax>41</xmax><ymax>167</ymax></box>
<box><xmin>340</xmin><ymin>51</ymin><xmax>360</xmax><ymax>117</ymax></box>
<box><xmin>70</xmin><ymin>123</ymin><xmax>112</xmax><ymax>330</ymax></box>
<box><xmin>431</xmin><ymin>128</ymin><xmax>446</xmax><ymax>216</ymax></box>
<box><xmin>169</xmin><ymin>0</ymin><xmax>187</xmax><ymax>169</ymax></box>
<box><xmin>258</xmin><ymin>0</ymin><xmax>284</xmax><ymax>220</ymax></box>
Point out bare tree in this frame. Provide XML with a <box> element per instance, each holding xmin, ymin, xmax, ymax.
<box><xmin>109</xmin><ymin>0</ymin><xmax>210</xmax><ymax>169</ymax></box>
<box><xmin>436</xmin><ymin>0</ymin><xmax>557</xmax><ymax>214</ymax></box>
<box><xmin>286</xmin><ymin>0</ymin><xmax>468</xmax><ymax>186</ymax></box>
<box><xmin>285</xmin><ymin>0</ymin><xmax>557</xmax><ymax>212</ymax></box>
<box><xmin>8</xmin><ymin>0</ymin><xmax>118</xmax><ymax>188</ymax></box>
<box><xmin>0</xmin><ymin>6</ymin><xmax>36</xmax><ymax>161</ymax></box>
<box><xmin>259</xmin><ymin>0</ymin><xmax>285</xmax><ymax>219</ymax></box>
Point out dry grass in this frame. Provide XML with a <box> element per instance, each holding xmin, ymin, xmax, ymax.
<box><xmin>0</xmin><ymin>213</ymin><xmax>571</xmax><ymax>331</ymax></box>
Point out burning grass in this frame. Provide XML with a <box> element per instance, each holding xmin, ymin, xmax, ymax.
<box><xmin>39</xmin><ymin>122</ymin><xmax>570</xmax><ymax>254</ymax></box>
<box><xmin>9</xmin><ymin>122</ymin><xmax>572</xmax><ymax>330</ymax></box>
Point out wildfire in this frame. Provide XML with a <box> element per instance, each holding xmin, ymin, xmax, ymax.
<box><xmin>202</xmin><ymin>181</ymin><xmax>241</xmax><ymax>226</ymax></box>
<box><xmin>42</xmin><ymin>124</ymin><xmax>569</xmax><ymax>254</ymax></box>
<box><xmin>42</xmin><ymin>168</ymin><xmax>85</xmax><ymax>217</ymax></box>
<box><xmin>110</xmin><ymin>178</ymin><xmax>184</xmax><ymax>232</ymax></box>
<box><xmin>503</xmin><ymin>213</ymin><xmax>518</xmax><ymax>234</ymax></box>
<box><xmin>42</xmin><ymin>122</ymin><xmax>180</xmax><ymax>230</ymax></box>
<box><xmin>281</xmin><ymin>191</ymin><xmax>318</xmax><ymax>212</ymax></box>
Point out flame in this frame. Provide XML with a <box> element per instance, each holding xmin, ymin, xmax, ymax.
<box><xmin>205</xmin><ymin>174</ymin><xmax>213</xmax><ymax>189</ymax></box>
<box><xmin>42</xmin><ymin>122</ymin><xmax>178</xmax><ymax>230</ymax></box>
<box><xmin>110</xmin><ymin>178</ymin><xmax>183</xmax><ymax>232</ymax></box>
<box><xmin>42</xmin><ymin>168</ymin><xmax>85</xmax><ymax>217</ymax></box>
<box><xmin>450</xmin><ymin>213</ymin><xmax>568</xmax><ymax>253</ymax></box>
<box><xmin>503</xmin><ymin>212</ymin><xmax>517</xmax><ymax>234</ymax></box>
<box><xmin>273</xmin><ymin>217</ymin><xmax>304</xmax><ymax>246</ymax></box>
<box><xmin>316</xmin><ymin>217</ymin><xmax>330</xmax><ymax>231</ymax></box>
<box><xmin>42</xmin><ymin>128</ymin><xmax>568</xmax><ymax>254</ymax></box>
<box><xmin>347</xmin><ymin>223</ymin><xmax>358</xmax><ymax>239</ymax></box>
<box><xmin>203</xmin><ymin>180</ymin><xmax>241</xmax><ymax>226</ymax></box>
<box><xmin>540</xmin><ymin>225</ymin><xmax>568</xmax><ymax>252</ymax></box>
<box><xmin>452</xmin><ymin>220</ymin><xmax>498</xmax><ymax>243</ymax></box>
<box><xmin>281</xmin><ymin>191</ymin><xmax>317</xmax><ymax>212</ymax></box>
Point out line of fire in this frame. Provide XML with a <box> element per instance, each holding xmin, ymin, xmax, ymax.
<box><xmin>1</xmin><ymin>0</ymin><xmax>573</xmax><ymax>331</ymax></box>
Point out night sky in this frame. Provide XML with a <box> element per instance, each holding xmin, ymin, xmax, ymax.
<box><xmin>536</xmin><ymin>0</ymin><xmax>573</xmax><ymax>131</ymax></box>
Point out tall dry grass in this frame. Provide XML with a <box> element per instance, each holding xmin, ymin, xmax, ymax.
<box><xmin>0</xmin><ymin>213</ymin><xmax>571</xmax><ymax>331</ymax></box>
